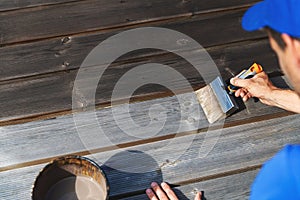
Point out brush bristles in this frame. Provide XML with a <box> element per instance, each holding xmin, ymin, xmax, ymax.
<box><xmin>195</xmin><ymin>85</ymin><xmax>226</xmax><ymax>124</ymax></box>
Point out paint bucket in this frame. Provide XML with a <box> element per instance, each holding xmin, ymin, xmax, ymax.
<box><xmin>32</xmin><ymin>155</ymin><xmax>109</xmax><ymax>200</ymax></box>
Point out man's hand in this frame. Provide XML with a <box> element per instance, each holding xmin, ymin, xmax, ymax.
<box><xmin>146</xmin><ymin>182</ymin><xmax>202</xmax><ymax>200</ymax></box>
<box><xmin>230</xmin><ymin>71</ymin><xmax>300</xmax><ymax>113</ymax></box>
<box><xmin>230</xmin><ymin>71</ymin><xmax>276</xmax><ymax>105</ymax></box>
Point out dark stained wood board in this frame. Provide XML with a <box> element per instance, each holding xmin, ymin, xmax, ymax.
<box><xmin>1</xmin><ymin>114</ymin><xmax>300</xmax><ymax>199</ymax></box>
<box><xmin>0</xmin><ymin>39</ymin><xmax>280</xmax><ymax>123</ymax></box>
<box><xmin>0</xmin><ymin>84</ymin><xmax>292</xmax><ymax>169</ymax></box>
<box><xmin>0</xmin><ymin>9</ymin><xmax>267</xmax><ymax>82</ymax></box>
<box><xmin>123</xmin><ymin>169</ymin><xmax>259</xmax><ymax>200</ymax></box>
<box><xmin>0</xmin><ymin>0</ymin><xmax>260</xmax><ymax>45</ymax></box>
<box><xmin>0</xmin><ymin>0</ymin><xmax>82</xmax><ymax>12</ymax></box>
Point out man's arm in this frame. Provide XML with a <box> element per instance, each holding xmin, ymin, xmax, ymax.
<box><xmin>230</xmin><ymin>71</ymin><xmax>300</xmax><ymax>113</ymax></box>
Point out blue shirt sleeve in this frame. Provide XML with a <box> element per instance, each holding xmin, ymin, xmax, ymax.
<box><xmin>250</xmin><ymin>145</ymin><xmax>300</xmax><ymax>200</ymax></box>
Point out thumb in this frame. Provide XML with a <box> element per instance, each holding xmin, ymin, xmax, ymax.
<box><xmin>194</xmin><ymin>192</ymin><xmax>202</xmax><ymax>200</ymax></box>
<box><xmin>230</xmin><ymin>77</ymin><xmax>249</xmax><ymax>88</ymax></box>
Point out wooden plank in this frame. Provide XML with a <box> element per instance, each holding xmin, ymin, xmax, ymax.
<box><xmin>124</xmin><ymin>169</ymin><xmax>259</xmax><ymax>200</ymax></box>
<box><xmin>0</xmin><ymin>165</ymin><xmax>258</xmax><ymax>200</ymax></box>
<box><xmin>0</xmin><ymin>39</ymin><xmax>279</xmax><ymax>123</ymax></box>
<box><xmin>0</xmin><ymin>9</ymin><xmax>267</xmax><ymax>82</ymax></box>
<box><xmin>1</xmin><ymin>114</ymin><xmax>300</xmax><ymax>199</ymax></box>
<box><xmin>0</xmin><ymin>81</ymin><xmax>291</xmax><ymax>169</ymax></box>
<box><xmin>92</xmin><ymin>114</ymin><xmax>300</xmax><ymax>197</ymax></box>
<box><xmin>0</xmin><ymin>164</ymin><xmax>41</xmax><ymax>200</ymax></box>
<box><xmin>0</xmin><ymin>0</ymin><xmax>260</xmax><ymax>45</ymax></box>
<box><xmin>0</xmin><ymin>0</ymin><xmax>82</xmax><ymax>12</ymax></box>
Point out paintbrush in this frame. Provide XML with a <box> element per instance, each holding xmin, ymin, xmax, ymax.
<box><xmin>195</xmin><ymin>63</ymin><xmax>263</xmax><ymax>123</ymax></box>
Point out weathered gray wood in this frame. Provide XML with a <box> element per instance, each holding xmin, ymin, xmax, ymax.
<box><xmin>124</xmin><ymin>169</ymin><xmax>259</xmax><ymax>200</ymax></box>
<box><xmin>92</xmin><ymin>114</ymin><xmax>300</xmax><ymax>197</ymax></box>
<box><xmin>0</xmin><ymin>164</ymin><xmax>42</xmax><ymax>200</ymax></box>
<box><xmin>0</xmin><ymin>114</ymin><xmax>299</xmax><ymax>199</ymax></box>
<box><xmin>0</xmin><ymin>39</ymin><xmax>279</xmax><ymax>123</ymax></box>
<box><xmin>0</xmin><ymin>2</ymin><xmax>294</xmax><ymax>200</ymax></box>
<box><xmin>0</xmin><ymin>9</ymin><xmax>267</xmax><ymax>82</ymax></box>
<box><xmin>0</xmin><ymin>0</ymin><xmax>82</xmax><ymax>11</ymax></box>
<box><xmin>0</xmin><ymin>75</ymin><xmax>291</xmax><ymax>169</ymax></box>
<box><xmin>0</xmin><ymin>0</ymin><xmax>259</xmax><ymax>45</ymax></box>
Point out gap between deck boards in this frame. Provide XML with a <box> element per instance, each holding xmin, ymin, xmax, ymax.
<box><xmin>0</xmin><ymin>161</ymin><xmax>260</xmax><ymax>199</ymax></box>
<box><xmin>0</xmin><ymin>38</ymin><xmax>279</xmax><ymax>125</ymax></box>
<box><xmin>0</xmin><ymin>75</ymin><xmax>289</xmax><ymax>127</ymax></box>
<box><xmin>0</xmin><ymin>109</ymin><xmax>291</xmax><ymax>172</ymax></box>
<box><xmin>0</xmin><ymin>0</ymin><xmax>84</xmax><ymax>12</ymax></box>
<box><xmin>0</xmin><ymin>1</ymin><xmax>258</xmax><ymax>47</ymax></box>
<box><xmin>1</xmin><ymin>113</ymin><xmax>300</xmax><ymax>199</ymax></box>
<box><xmin>122</xmin><ymin>169</ymin><xmax>259</xmax><ymax>200</ymax></box>
<box><xmin>110</xmin><ymin>167</ymin><xmax>261</xmax><ymax>199</ymax></box>
<box><xmin>0</xmin><ymin>9</ymin><xmax>268</xmax><ymax>84</ymax></box>
<box><xmin>0</xmin><ymin>85</ymin><xmax>294</xmax><ymax>173</ymax></box>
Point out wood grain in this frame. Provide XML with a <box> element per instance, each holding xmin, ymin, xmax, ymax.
<box><xmin>1</xmin><ymin>114</ymin><xmax>299</xmax><ymax>199</ymax></box>
<box><xmin>0</xmin><ymin>82</ymin><xmax>291</xmax><ymax>169</ymax></box>
<box><xmin>0</xmin><ymin>2</ymin><xmax>295</xmax><ymax>200</ymax></box>
<box><xmin>89</xmin><ymin>114</ymin><xmax>300</xmax><ymax>197</ymax></box>
<box><xmin>0</xmin><ymin>9</ymin><xmax>267</xmax><ymax>82</ymax></box>
<box><xmin>0</xmin><ymin>0</ymin><xmax>82</xmax><ymax>12</ymax></box>
<box><xmin>0</xmin><ymin>0</ymin><xmax>260</xmax><ymax>45</ymax></box>
<box><xmin>124</xmin><ymin>169</ymin><xmax>259</xmax><ymax>200</ymax></box>
<box><xmin>0</xmin><ymin>39</ymin><xmax>279</xmax><ymax>123</ymax></box>
<box><xmin>0</xmin><ymin>166</ymin><xmax>259</xmax><ymax>199</ymax></box>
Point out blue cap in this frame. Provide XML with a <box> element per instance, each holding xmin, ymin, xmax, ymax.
<box><xmin>250</xmin><ymin>145</ymin><xmax>300</xmax><ymax>200</ymax></box>
<box><xmin>242</xmin><ymin>0</ymin><xmax>300</xmax><ymax>38</ymax></box>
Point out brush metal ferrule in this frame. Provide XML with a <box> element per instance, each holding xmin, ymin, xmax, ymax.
<box><xmin>210</xmin><ymin>76</ymin><xmax>239</xmax><ymax>115</ymax></box>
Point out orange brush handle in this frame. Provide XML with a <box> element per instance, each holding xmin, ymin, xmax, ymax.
<box><xmin>249</xmin><ymin>63</ymin><xmax>263</xmax><ymax>74</ymax></box>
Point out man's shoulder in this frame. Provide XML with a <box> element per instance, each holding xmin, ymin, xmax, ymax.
<box><xmin>250</xmin><ymin>144</ymin><xmax>300</xmax><ymax>200</ymax></box>
<box><xmin>277</xmin><ymin>144</ymin><xmax>300</xmax><ymax>167</ymax></box>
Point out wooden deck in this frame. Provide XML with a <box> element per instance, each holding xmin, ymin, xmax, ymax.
<box><xmin>1</xmin><ymin>1</ymin><xmax>300</xmax><ymax>199</ymax></box>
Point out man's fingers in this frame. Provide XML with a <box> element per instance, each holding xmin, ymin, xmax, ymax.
<box><xmin>161</xmin><ymin>182</ymin><xmax>179</xmax><ymax>200</ymax></box>
<box><xmin>146</xmin><ymin>188</ymin><xmax>159</xmax><ymax>200</ymax></box>
<box><xmin>242</xmin><ymin>93</ymin><xmax>253</xmax><ymax>102</ymax></box>
<box><xmin>235</xmin><ymin>88</ymin><xmax>241</xmax><ymax>97</ymax></box>
<box><xmin>230</xmin><ymin>77</ymin><xmax>250</xmax><ymax>88</ymax></box>
<box><xmin>242</xmin><ymin>95</ymin><xmax>249</xmax><ymax>102</ymax></box>
<box><xmin>235</xmin><ymin>88</ymin><xmax>248</xmax><ymax>98</ymax></box>
<box><xmin>240</xmin><ymin>90</ymin><xmax>246</xmax><ymax>98</ymax></box>
<box><xmin>194</xmin><ymin>192</ymin><xmax>202</xmax><ymax>200</ymax></box>
<box><xmin>151</xmin><ymin>182</ymin><xmax>169</xmax><ymax>200</ymax></box>
<box><xmin>146</xmin><ymin>182</ymin><xmax>199</xmax><ymax>200</ymax></box>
